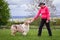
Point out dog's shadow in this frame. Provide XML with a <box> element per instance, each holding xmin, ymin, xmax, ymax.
<box><xmin>11</xmin><ymin>32</ymin><xmax>28</xmax><ymax>37</ymax></box>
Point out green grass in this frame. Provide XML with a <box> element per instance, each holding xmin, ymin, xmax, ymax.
<box><xmin>0</xmin><ymin>29</ymin><xmax>60</xmax><ymax>40</ymax></box>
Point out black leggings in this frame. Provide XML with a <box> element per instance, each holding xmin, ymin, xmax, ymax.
<box><xmin>38</xmin><ymin>19</ymin><xmax>52</xmax><ymax>36</ymax></box>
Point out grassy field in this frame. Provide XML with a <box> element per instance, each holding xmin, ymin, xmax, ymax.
<box><xmin>0</xmin><ymin>28</ymin><xmax>60</xmax><ymax>40</ymax></box>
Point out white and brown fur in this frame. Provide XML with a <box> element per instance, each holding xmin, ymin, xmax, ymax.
<box><xmin>11</xmin><ymin>20</ymin><xmax>31</xmax><ymax>36</ymax></box>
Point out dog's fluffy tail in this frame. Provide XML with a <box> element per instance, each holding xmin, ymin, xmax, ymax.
<box><xmin>11</xmin><ymin>25</ymin><xmax>17</xmax><ymax>36</ymax></box>
<box><xmin>11</xmin><ymin>25</ymin><xmax>17</xmax><ymax>31</ymax></box>
<box><xmin>11</xmin><ymin>25</ymin><xmax>17</xmax><ymax>29</ymax></box>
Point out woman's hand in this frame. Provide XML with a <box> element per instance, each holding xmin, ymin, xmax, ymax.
<box><xmin>30</xmin><ymin>18</ymin><xmax>34</xmax><ymax>23</ymax></box>
<box><xmin>46</xmin><ymin>20</ymin><xmax>49</xmax><ymax>23</ymax></box>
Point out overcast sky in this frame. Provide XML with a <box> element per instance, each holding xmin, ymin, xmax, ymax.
<box><xmin>53</xmin><ymin>0</ymin><xmax>60</xmax><ymax>12</ymax></box>
<box><xmin>6</xmin><ymin>0</ymin><xmax>34</xmax><ymax>17</ymax></box>
<box><xmin>6</xmin><ymin>0</ymin><xmax>60</xmax><ymax>17</ymax></box>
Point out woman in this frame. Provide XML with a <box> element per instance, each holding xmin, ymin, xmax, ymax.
<box><xmin>31</xmin><ymin>2</ymin><xmax>52</xmax><ymax>36</ymax></box>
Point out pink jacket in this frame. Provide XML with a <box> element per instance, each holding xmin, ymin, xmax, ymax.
<box><xmin>34</xmin><ymin>6</ymin><xmax>50</xmax><ymax>20</ymax></box>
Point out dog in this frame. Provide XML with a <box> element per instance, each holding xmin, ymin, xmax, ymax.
<box><xmin>11</xmin><ymin>19</ymin><xmax>31</xmax><ymax>36</ymax></box>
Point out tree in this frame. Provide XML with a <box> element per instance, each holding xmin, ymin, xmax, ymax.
<box><xmin>0</xmin><ymin>0</ymin><xmax>10</xmax><ymax>26</ymax></box>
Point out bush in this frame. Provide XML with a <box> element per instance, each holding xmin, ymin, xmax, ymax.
<box><xmin>3</xmin><ymin>18</ymin><xmax>60</xmax><ymax>29</ymax></box>
<box><xmin>30</xmin><ymin>17</ymin><xmax>41</xmax><ymax>26</ymax></box>
<box><xmin>31</xmin><ymin>18</ymin><xmax>60</xmax><ymax>26</ymax></box>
